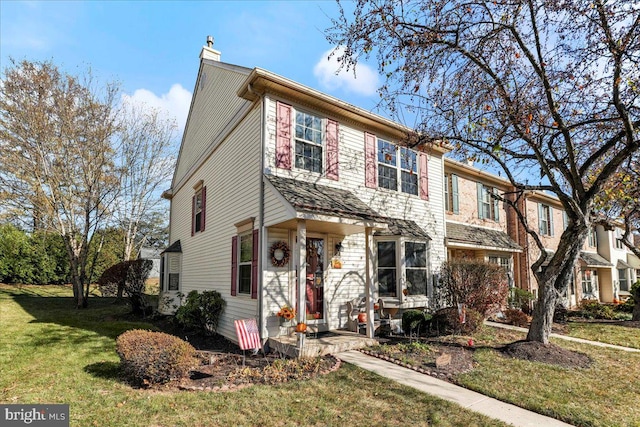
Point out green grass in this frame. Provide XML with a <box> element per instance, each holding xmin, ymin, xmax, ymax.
<box><xmin>458</xmin><ymin>327</ymin><xmax>640</xmax><ymax>427</ymax></box>
<box><xmin>565</xmin><ymin>321</ymin><xmax>640</xmax><ymax>349</ymax></box>
<box><xmin>0</xmin><ymin>285</ymin><xmax>506</xmax><ymax>427</ymax></box>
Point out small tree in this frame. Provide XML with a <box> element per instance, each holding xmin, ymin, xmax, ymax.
<box><xmin>438</xmin><ymin>260</ymin><xmax>509</xmax><ymax>318</ymax></box>
<box><xmin>97</xmin><ymin>259</ymin><xmax>153</xmax><ymax>316</ymax></box>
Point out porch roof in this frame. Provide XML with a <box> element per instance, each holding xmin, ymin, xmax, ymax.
<box><xmin>628</xmin><ymin>253</ymin><xmax>640</xmax><ymax>269</ymax></box>
<box><xmin>374</xmin><ymin>218</ymin><xmax>431</xmax><ymax>240</ymax></box>
<box><xmin>161</xmin><ymin>240</ymin><xmax>182</xmax><ymax>254</ymax></box>
<box><xmin>266</xmin><ymin>175</ymin><xmax>384</xmax><ymax>222</ymax></box>
<box><xmin>580</xmin><ymin>251</ymin><xmax>612</xmax><ymax>268</ymax></box>
<box><xmin>617</xmin><ymin>259</ymin><xmax>633</xmax><ymax>269</ymax></box>
<box><xmin>446</xmin><ymin>222</ymin><xmax>522</xmax><ymax>252</ymax></box>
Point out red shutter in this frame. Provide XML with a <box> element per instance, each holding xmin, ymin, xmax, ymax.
<box><xmin>191</xmin><ymin>195</ymin><xmax>196</xmax><ymax>236</ymax></box>
<box><xmin>201</xmin><ymin>186</ymin><xmax>206</xmax><ymax>232</ymax></box>
<box><xmin>326</xmin><ymin>119</ymin><xmax>339</xmax><ymax>180</ymax></box>
<box><xmin>419</xmin><ymin>153</ymin><xmax>429</xmax><ymax>200</ymax></box>
<box><xmin>276</xmin><ymin>101</ymin><xmax>292</xmax><ymax>170</ymax></box>
<box><xmin>364</xmin><ymin>132</ymin><xmax>377</xmax><ymax>188</ymax></box>
<box><xmin>251</xmin><ymin>229</ymin><xmax>259</xmax><ymax>299</ymax></box>
<box><xmin>231</xmin><ymin>236</ymin><xmax>238</xmax><ymax>296</ymax></box>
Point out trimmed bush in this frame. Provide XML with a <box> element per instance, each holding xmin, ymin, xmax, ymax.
<box><xmin>503</xmin><ymin>308</ymin><xmax>530</xmax><ymax>327</ymax></box>
<box><xmin>97</xmin><ymin>259</ymin><xmax>153</xmax><ymax>315</ymax></box>
<box><xmin>116</xmin><ymin>329</ymin><xmax>196</xmax><ymax>386</ymax></box>
<box><xmin>175</xmin><ymin>290</ymin><xmax>226</xmax><ymax>335</ymax></box>
<box><xmin>402</xmin><ymin>310</ymin><xmax>432</xmax><ymax>336</ymax></box>
<box><xmin>432</xmin><ymin>307</ymin><xmax>483</xmax><ymax>335</ymax></box>
<box><xmin>578</xmin><ymin>300</ymin><xmax>615</xmax><ymax>320</ymax></box>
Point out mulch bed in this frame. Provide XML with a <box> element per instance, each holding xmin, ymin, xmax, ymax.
<box><xmin>501</xmin><ymin>340</ymin><xmax>593</xmax><ymax>368</ymax></box>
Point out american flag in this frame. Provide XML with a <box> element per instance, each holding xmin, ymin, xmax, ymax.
<box><xmin>234</xmin><ymin>318</ymin><xmax>262</xmax><ymax>350</ymax></box>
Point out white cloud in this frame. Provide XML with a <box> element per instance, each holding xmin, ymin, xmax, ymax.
<box><xmin>121</xmin><ymin>84</ymin><xmax>192</xmax><ymax>132</ymax></box>
<box><xmin>313</xmin><ymin>47</ymin><xmax>380</xmax><ymax>96</ymax></box>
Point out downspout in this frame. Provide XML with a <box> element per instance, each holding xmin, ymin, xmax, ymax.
<box><xmin>251</xmin><ymin>83</ymin><xmax>267</xmax><ymax>342</ymax></box>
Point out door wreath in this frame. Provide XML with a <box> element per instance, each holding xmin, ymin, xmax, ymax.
<box><xmin>269</xmin><ymin>241</ymin><xmax>290</xmax><ymax>267</ymax></box>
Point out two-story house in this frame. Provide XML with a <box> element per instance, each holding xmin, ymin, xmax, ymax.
<box><xmin>595</xmin><ymin>223</ymin><xmax>639</xmax><ymax>301</ymax></box>
<box><xmin>160</xmin><ymin>39</ymin><xmax>449</xmax><ymax>348</ymax></box>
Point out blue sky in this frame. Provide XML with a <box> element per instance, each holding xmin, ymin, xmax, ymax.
<box><xmin>1</xmin><ymin>0</ymin><xmax>382</xmax><ymax>134</ymax></box>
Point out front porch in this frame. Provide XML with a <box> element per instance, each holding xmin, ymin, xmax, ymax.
<box><xmin>268</xmin><ymin>329</ymin><xmax>377</xmax><ymax>358</ymax></box>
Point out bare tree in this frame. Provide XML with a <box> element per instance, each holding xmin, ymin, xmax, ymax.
<box><xmin>0</xmin><ymin>59</ymin><xmax>120</xmax><ymax>308</ymax></box>
<box><xmin>328</xmin><ymin>0</ymin><xmax>639</xmax><ymax>342</ymax></box>
<box><xmin>115</xmin><ymin>101</ymin><xmax>176</xmax><ymax>262</ymax></box>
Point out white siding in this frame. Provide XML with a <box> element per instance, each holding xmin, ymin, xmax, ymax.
<box><xmin>174</xmin><ymin>63</ymin><xmax>251</xmax><ymax>186</ymax></box>
<box><xmin>168</xmin><ymin>105</ymin><xmax>262</xmax><ymax>342</ymax></box>
<box><xmin>261</xmin><ymin>97</ymin><xmax>447</xmax><ymax>333</ymax></box>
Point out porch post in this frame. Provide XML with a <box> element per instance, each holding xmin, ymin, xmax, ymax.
<box><xmin>365</xmin><ymin>226</ymin><xmax>375</xmax><ymax>338</ymax></box>
<box><xmin>297</xmin><ymin>220</ymin><xmax>307</xmax><ymax>356</ymax></box>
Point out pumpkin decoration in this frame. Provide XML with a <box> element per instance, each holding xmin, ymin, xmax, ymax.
<box><xmin>357</xmin><ymin>312</ymin><xmax>367</xmax><ymax>323</ymax></box>
<box><xmin>295</xmin><ymin>322</ymin><xmax>307</xmax><ymax>333</ymax></box>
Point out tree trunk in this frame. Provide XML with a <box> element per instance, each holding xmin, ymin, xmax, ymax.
<box><xmin>526</xmin><ymin>279</ymin><xmax>557</xmax><ymax>344</ymax></box>
<box><xmin>633</xmin><ymin>286</ymin><xmax>640</xmax><ymax>321</ymax></box>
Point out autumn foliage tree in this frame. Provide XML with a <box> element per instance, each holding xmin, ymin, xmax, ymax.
<box><xmin>328</xmin><ymin>0</ymin><xmax>639</xmax><ymax>342</ymax></box>
<box><xmin>0</xmin><ymin>59</ymin><xmax>120</xmax><ymax>308</ymax></box>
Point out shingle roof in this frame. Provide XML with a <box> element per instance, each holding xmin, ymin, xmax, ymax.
<box><xmin>162</xmin><ymin>240</ymin><xmax>182</xmax><ymax>254</ymax></box>
<box><xmin>267</xmin><ymin>175</ymin><xmax>383</xmax><ymax>221</ymax></box>
<box><xmin>446</xmin><ymin>222</ymin><xmax>521</xmax><ymax>251</ymax></box>
<box><xmin>267</xmin><ymin>175</ymin><xmax>431</xmax><ymax>239</ymax></box>
<box><xmin>580</xmin><ymin>251</ymin><xmax>612</xmax><ymax>267</ymax></box>
<box><xmin>375</xmin><ymin>218</ymin><xmax>431</xmax><ymax>240</ymax></box>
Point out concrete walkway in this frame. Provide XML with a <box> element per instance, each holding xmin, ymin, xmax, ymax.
<box><xmin>485</xmin><ymin>321</ymin><xmax>640</xmax><ymax>353</ymax></box>
<box><xmin>336</xmin><ymin>350</ymin><xmax>573</xmax><ymax>427</ymax></box>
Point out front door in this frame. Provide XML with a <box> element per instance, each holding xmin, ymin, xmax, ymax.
<box><xmin>305</xmin><ymin>237</ymin><xmax>325</xmax><ymax>323</ymax></box>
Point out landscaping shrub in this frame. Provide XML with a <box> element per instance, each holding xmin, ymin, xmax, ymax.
<box><xmin>402</xmin><ymin>310</ymin><xmax>432</xmax><ymax>336</ymax></box>
<box><xmin>432</xmin><ymin>307</ymin><xmax>483</xmax><ymax>335</ymax></box>
<box><xmin>508</xmin><ymin>287</ymin><xmax>534</xmax><ymax>313</ymax></box>
<box><xmin>578</xmin><ymin>300</ymin><xmax>616</xmax><ymax>320</ymax></box>
<box><xmin>503</xmin><ymin>308</ymin><xmax>531</xmax><ymax>327</ymax></box>
<box><xmin>97</xmin><ymin>259</ymin><xmax>153</xmax><ymax>315</ymax></box>
<box><xmin>437</xmin><ymin>260</ymin><xmax>509</xmax><ymax>318</ymax></box>
<box><xmin>116</xmin><ymin>329</ymin><xmax>196</xmax><ymax>386</ymax></box>
<box><xmin>175</xmin><ymin>290</ymin><xmax>226</xmax><ymax>335</ymax></box>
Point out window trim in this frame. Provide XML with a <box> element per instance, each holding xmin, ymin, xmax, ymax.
<box><xmin>477</xmin><ymin>183</ymin><xmax>500</xmax><ymax>221</ymax></box>
<box><xmin>192</xmin><ymin>186</ymin><xmax>206</xmax><ymax>235</ymax></box>
<box><xmin>538</xmin><ymin>203</ymin><xmax>554</xmax><ymax>236</ymax></box>
<box><xmin>375</xmin><ymin>237</ymin><xmax>430</xmax><ymax>300</ymax></box>
<box><xmin>237</xmin><ymin>231</ymin><xmax>253</xmax><ymax>295</ymax></box>
<box><xmin>294</xmin><ymin>109</ymin><xmax>324</xmax><ymax>174</ymax></box>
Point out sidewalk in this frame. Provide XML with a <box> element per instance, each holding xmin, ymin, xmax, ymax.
<box><xmin>485</xmin><ymin>321</ymin><xmax>640</xmax><ymax>353</ymax></box>
<box><xmin>336</xmin><ymin>350</ymin><xmax>573</xmax><ymax>427</ymax></box>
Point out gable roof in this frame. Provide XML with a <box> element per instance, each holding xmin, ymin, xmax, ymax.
<box><xmin>446</xmin><ymin>222</ymin><xmax>521</xmax><ymax>252</ymax></box>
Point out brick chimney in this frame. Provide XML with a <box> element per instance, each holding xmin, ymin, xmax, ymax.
<box><xmin>200</xmin><ymin>35</ymin><xmax>221</xmax><ymax>61</ymax></box>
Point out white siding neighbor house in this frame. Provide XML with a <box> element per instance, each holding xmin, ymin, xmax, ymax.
<box><xmin>159</xmin><ymin>39</ymin><xmax>449</xmax><ymax>349</ymax></box>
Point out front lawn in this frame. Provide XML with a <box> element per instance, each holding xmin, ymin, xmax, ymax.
<box><xmin>564</xmin><ymin>321</ymin><xmax>640</xmax><ymax>349</ymax></box>
<box><xmin>0</xmin><ymin>285</ymin><xmax>506</xmax><ymax>427</ymax></box>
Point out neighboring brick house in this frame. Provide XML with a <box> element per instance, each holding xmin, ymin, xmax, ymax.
<box><xmin>443</xmin><ymin>159</ymin><xmax>521</xmax><ymax>288</ymax></box>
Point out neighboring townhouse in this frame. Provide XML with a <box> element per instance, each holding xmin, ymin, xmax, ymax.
<box><xmin>442</xmin><ymin>159</ymin><xmax>522</xmax><ymax>288</ymax></box>
<box><xmin>594</xmin><ymin>223</ymin><xmax>639</xmax><ymax>302</ymax></box>
<box><xmin>159</xmin><ymin>39</ymin><xmax>449</xmax><ymax>346</ymax></box>
<box><xmin>577</xmin><ymin>225</ymin><xmax>612</xmax><ymax>304</ymax></box>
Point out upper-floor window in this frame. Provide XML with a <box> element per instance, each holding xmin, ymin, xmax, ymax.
<box><xmin>276</xmin><ymin>101</ymin><xmax>339</xmax><ymax>180</ymax></box>
<box><xmin>377</xmin><ymin>140</ymin><xmax>418</xmax><ymax>196</ymax></box>
<box><xmin>587</xmin><ymin>228</ymin><xmax>597</xmax><ymax>248</ymax></box>
<box><xmin>477</xmin><ymin>184</ymin><xmax>500</xmax><ymax>221</ymax></box>
<box><xmin>538</xmin><ymin>203</ymin><xmax>554</xmax><ymax>236</ymax></box>
<box><xmin>444</xmin><ymin>173</ymin><xmax>459</xmax><ymax>214</ymax></box>
<box><xmin>562</xmin><ymin>211</ymin><xmax>569</xmax><ymax>230</ymax></box>
<box><xmin>294</xmin><ymin>111</ymin><xmax>323</xmax><ymax>174</ymax></box>
<box><xmin>615</xmin><ymin>229</ymin><xmax>625</xmax><ymax>250</ymax></box>
<box><xmin>365</xmin><ymin>133</ymin><xmax>428</xmax><ymax>200</ymax></box>
<box><xmin>192</xmin><ymin>185</ymin><xmax>206</xmax><ymax>235</ymax></box>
